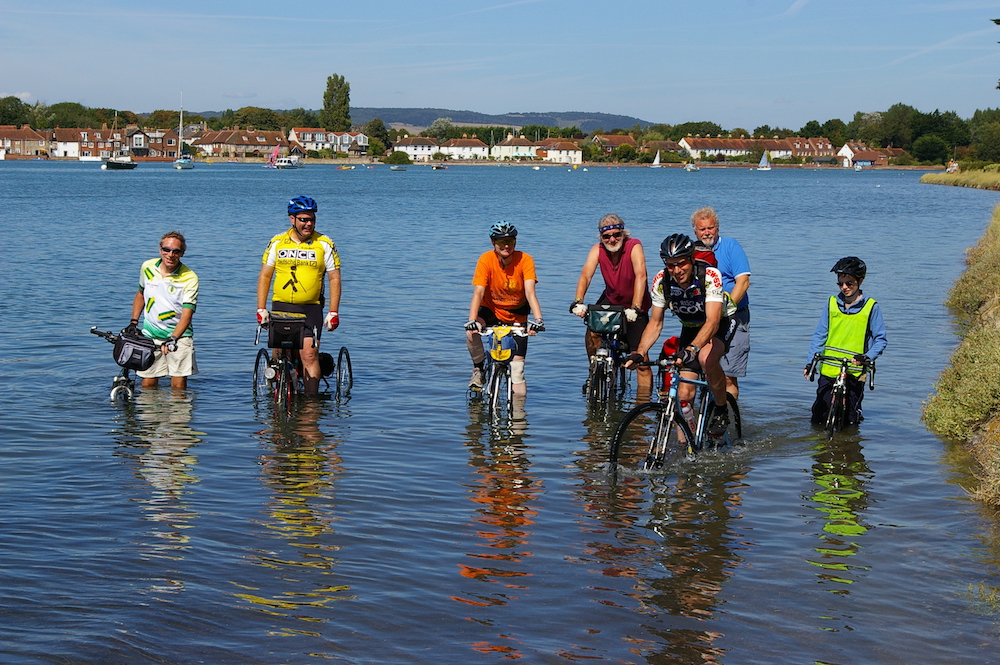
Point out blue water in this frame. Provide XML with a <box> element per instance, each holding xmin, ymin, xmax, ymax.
<box><xmin>2</xmin><ymin>161</ymin><xmax>1000</xmax><ymax>663</ymax></box>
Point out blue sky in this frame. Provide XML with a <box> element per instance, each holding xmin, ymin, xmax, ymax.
<box><xmin>3</xmin><ymin>0</ymin><xmax>1000</xmax><ymax>130</ymax></box>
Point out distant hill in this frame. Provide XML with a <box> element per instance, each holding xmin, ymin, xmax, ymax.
<box><xmin>351</xmin><ymin>108</ymin><xmax>654</xmax><ymax>133</ymax></box>
<box><xmin>186</xmin><ymin>107</ymin><xmax>655</xmax><ymax>134</ymax></box>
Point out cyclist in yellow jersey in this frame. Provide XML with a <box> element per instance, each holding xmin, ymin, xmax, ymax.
<box><xmin>256</xmin><ymin>196</ymin><xmax>341</xmax><ymax>395</ymax></box>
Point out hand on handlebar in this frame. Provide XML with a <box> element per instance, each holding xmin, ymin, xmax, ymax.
<box><xmin>852</xmin><ymin>353</ymin><xmax>868</xmax><ymax>366</ymax></box>
<box><xmin>570</xmin><ymin>301</ymin><xmax>587</xmax><ymax>317</ymax></box>
<box><xmin>528</xmin><ymin>319</ymin><xmax>544</xmax><ymax>333</ymax></box>
<box><xmin>464</xmin><ymin>320</ymin><xmax>482</xmax><ymax>332</ymax></box>
<box><xmin>624</xmin><ymin>352</ymin><xmax>644</xmax><ymax>369</ymax></box>
<box><xmin>624</xmin><ymin>306</ymin><xmax>639</xmax><ymax>323</ymax></box>
<box><xmin>123</xmin><ymin>321</ymin><xmax>141</xmax><ymax>336</ymax></box>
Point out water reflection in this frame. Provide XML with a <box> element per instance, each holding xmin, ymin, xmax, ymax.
<box><xmin>113</xmin><ymin>390</ymin><xmax>202</xmax><ymax>569</ymax></box>
<box><xmin>234</xmin><ymin>399</ymin><xmax>354</xmax><ymax>624</ymax></box>
<box><xmin>456</xmin><ymin>398</ymin><xmax>540</xmax><ymax>658</ymax></box>
<box><xmin>805</xmin><ymin>436</ymin><xmax>873</xmax><ymax>601</ymax></box>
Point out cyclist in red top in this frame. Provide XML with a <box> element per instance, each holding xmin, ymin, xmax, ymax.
<box><xmin>571</xmin><ymin>213</ymin><xmax>653</xmax><ymax>392</ymax></box>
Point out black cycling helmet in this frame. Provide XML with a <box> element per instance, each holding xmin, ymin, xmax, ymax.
<box><xmin>660</xmin><ymin>233</ymin><xmax>695</xmax><ymax>262</ymax></box>
<box><xmin>288</xmin><ymin>195</ymin><xmax>318</xmax><ymax>215</ymax></box>
<box><xmin>489</xmin><ymin>221</ymin><xmax>518</xmax><ymax>239</ymax></box>
<box><xmin>831</xmin><ymin>256</ymin><xmax>866</xmax><ymax>280</ymax></box>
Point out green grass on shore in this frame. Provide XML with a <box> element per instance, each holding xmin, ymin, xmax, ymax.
<box><xmin>923</xmin><ymin>204</ymin><xmax>1000</xmax><ymax>505</ymax></box>
<box><xmin>921</xmin><ymin>170</ymin><xmax>1000</xmax><ymax>190</ymax></box>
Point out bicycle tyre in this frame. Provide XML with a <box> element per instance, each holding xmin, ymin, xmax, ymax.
<box><xmin>253</xmin><ymin>349</ymin><xmax>272</xmax><ymax>399</ymax></box>
<box><xmin>609</xmin><ymin>401</ymin><xmax>694</xmax><ymax>473</ymax></box>
<box><xmin>275</xmin><ymin>360</ymin><xmax>294</xmax><ymax>413</ymax></box>
<box><xmin>110</xmin><ymin>385</ymin><xmax>132</xmax><ymax>403</ymax></box>
<box><xmin>487</xmin><ymin>363</ymin><xmax>509</xmax><ymax>418</ymax></box>
<box><xmin>588</xmin><ymin>358</ymin><xmax>606</xmax><ymax>405</ymax></box>
<box><xmin>708</xmin><ymin>393</ymin><xmax>743</xmax><ymax>447</ymax></box>
<box><xmin>336</xmin><ymin>346</ymin><xmax>353</xmax><ymax>399</ymax></box>
<box><xmin>826</xmin><ymin>384</ymin><xmax>846</xmax><ymax>436</ymax></box>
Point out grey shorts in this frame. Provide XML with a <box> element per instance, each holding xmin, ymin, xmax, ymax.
<box><xmin>720</xmin><ymin>308</ymin><xmax>750</xmax><ymax>378</ymax></box>
<box><xmin>137</xmin><ymin>336</ymin><xmax>198</xmax><ymax>378</ymax></box>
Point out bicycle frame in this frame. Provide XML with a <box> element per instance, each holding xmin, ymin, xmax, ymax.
<box><xmin>583</xmin><ymin>305</ymin><xmax>631</xmax><ymax>406</ymax></box>
<box><xmin>476</xmin><ymin>324</ymin><xmax>528</xmax><ymax>419</ymax></box>
<box><xmin>807</xmin><ymin>349</ymin><xmax>876</xmax><ymax>436</ymax></box>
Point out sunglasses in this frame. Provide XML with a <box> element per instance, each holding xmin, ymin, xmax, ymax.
<box><xmin>493</xmin><ymin>237</ymin><xmax>516</xmax><ymax>246</ymax></box>
<box><xmin>601</xmin><ymin>231</ymin><xmax>623</xmax><ymax>241</ymax></box>
<box><xmin>161</xmin><ymin>246</ymin><xmax>183</xmax><ymax>254</ymax></box>
<box><xmin>837</xmin><ymin>280</ymin><xmax>858</xmax><ymax>287</ymax></box>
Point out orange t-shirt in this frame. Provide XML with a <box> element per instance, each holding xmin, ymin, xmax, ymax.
<box><xmin>472</xmin><ymin>250</ymin><xmax>537</xmax><ymax>323</ymax></box>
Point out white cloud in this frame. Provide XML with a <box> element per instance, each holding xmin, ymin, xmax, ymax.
<box><xmin>0</xmin><ymin>92</ymin><xmax>33</xmax><ymax>102</ymax></box>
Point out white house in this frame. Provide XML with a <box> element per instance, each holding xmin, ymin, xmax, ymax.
<box><xmin>439</xmin><ymin>137</ymin><xmax>489</xmax><ymax>160</ymax></box>
<box><xmin>392</xmin><ymin>136</ymin><xmax>438</xmax><ymax>162</ymax></box>
<box><xmin>491</xmin><ymin>134</ymin><xmax>537</xmax><ymax>161</ymax></box>
<box><xmin>537</xmin><ymin>141</ymin><xmax>582</xmax><ymax>165</ymax></box>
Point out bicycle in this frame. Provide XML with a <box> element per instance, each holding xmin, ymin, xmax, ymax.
<box><xmin>608</xmin><ymin>356</ymin><xmax>742</xmax><ymax>474</ymax></box>
<box><xmin>807</xmin><ymin>349</ymin><xmax>875</xmax><ymax>437</ymax></box>
<box><xmin>582</xmin><ymin>304</ymin><xmax>631</xmax><ymax>407</ymax></box>
<box><xmin>253</xmin><ymin>314</ymin><xmax>353</xmax><ymax>410</ymax></box>
<box><xmin>90</xmin><ymin>326</ymin><xmax>151</xmax><ymax>402</ymax></box>
<box><xmin>471</xmin><ymin>322</ymin><xmax>542</xmax><ymax>420</ymax></box>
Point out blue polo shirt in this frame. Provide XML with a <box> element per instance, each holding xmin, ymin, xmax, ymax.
<box><xmin>710</xmin><ymin>236</ymin><xmax>751</xmax><ymax>310</ymax></box>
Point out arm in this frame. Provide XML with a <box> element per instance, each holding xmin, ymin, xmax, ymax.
<box><xmin>468</xmin><ymin>285</ymin><xmax>486</xmax><ymax>322</ymax></box>
<box><xmin>573</xmin><ymin>245</ymin><xmax>601</xmax><ymax>303</ymax></box>
<box><xmin>131</xmin><ymin>290</ymin><xmax>145</xmax><ymax>322</ymax></box>
<box><xmin>629</xmin><ymin>242</ymin><xmax>649</xmax><ymax>309</ymax></box>
<box><xmin>326</xmin><ymin>269</ymin><xmax>341</xmax><ymax>312</ymax></box>
<box><xmin>688</xmin><ymin>301</ymin><xmax>721</xmax><ymax>351</ymax></box>
<box><xmin>729</xmin><ymin>274</ymin><xmax>750</xmax><ymax>309</ymax></box>
<box><xmin>633</xmin><ymin>305</ymin><xmax>665</xmax><ymax>358</ymax></box>
<box><xmin>865</xmin><ymin>302</ymin><xmax>887</xmax><ymax>360</ymax></box>
<box><xmin>167</xmin><ymin>307</ymin><xmax>195</xmax><ymax>343</ymax></box>
<box><xmin>256</xmin><ymin>264</ymin><xmax>275</xmax><ymax>311</ymax></box>
<box><xmin>524</xmin><ymin>279</ymin><xmax>543</xmax><ymax>324</ymax></box>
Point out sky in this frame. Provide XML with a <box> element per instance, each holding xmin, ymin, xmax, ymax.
<box><xmin>3</xmin><ymin>0</ymin><xmax>1000</xmax><ymax>130</ymax></box>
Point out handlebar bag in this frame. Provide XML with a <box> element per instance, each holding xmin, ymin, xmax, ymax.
<box><xmin>586</xmin><ymin>309</ymin><xmax>624</xmax><ymax>334</ymax></box>
<box><xmin>113</xmin><ymin>332</ymin><xmax>157</xmax><ymax>370</ymax></box>
<box><xmin>268</xmin><ymin>318</ymin><xmax>306</xmax><ymax>350</ymax></box>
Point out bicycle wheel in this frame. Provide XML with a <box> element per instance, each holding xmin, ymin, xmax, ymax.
<box><xmin>710</xmin><ymin>393</ymin><xmax>743</xmax><ymax>447</ymax></box>
<box><xmin>825</xmin><ymin>384</ymin><xmax>846</xmax><ymax>436</ymax></box>
<box><xmin>275</xmin><ymin>360</ymin><xmax>294</xmax><ymax>413</ymax></box>
<box><xmin>587</xmin><ymin>358</ymin><xmax>606</xmax><ymax>405</ymax></box>
<box><xmin>335</xmin><ymin>346</ymin><xmax>353</xmax><ymax>399</ymax></box>
<box><xmin>110</xmin><ymin>385</ymin><xmax>132</xmax><ymax>403</ymax></box>
<box><xmin>487</xmin><ymin>363</ymin><xmax>510</xmax><ymax>418</ymax></box>
<box><xmin>609</xmin><ymin>401</ymin><xmax>694</xmax><ymax>473</ymax></box>
<box><xmin>253</xmin><ymin>349</ymin><xmax>272</xmax><ymax>399</ymax></box>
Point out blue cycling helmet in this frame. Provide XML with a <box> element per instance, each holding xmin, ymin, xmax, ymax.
<box><xmin>288</xmin><ymin>196</ymin><xmax>318</xmax><ymax>215</ymax></box>
<box><xmin>489</xmin><ymin>221</ymin><xmax>518</xmax><ymax>239</ymax></box>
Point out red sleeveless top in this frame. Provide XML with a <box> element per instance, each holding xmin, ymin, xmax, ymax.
<box><xmin>598</xmin><ymin>237</ymin><xmax>653</xmax><ymax>312</ymax></box>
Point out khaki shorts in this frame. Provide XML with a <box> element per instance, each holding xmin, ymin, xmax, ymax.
<box><xmin>137</xmin><ymin>337</ymin><xmax>198</xmax><ymax>378</ymax></box>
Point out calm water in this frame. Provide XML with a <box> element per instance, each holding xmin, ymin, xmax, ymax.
<box><xmin>3</xmin><ymin>161</ymin><xmax>1000</xmax><ymax>664</ymax></box>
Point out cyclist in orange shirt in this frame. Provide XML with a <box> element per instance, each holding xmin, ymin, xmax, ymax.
<box><xmin>464</xmin><ymin>222</ymin><xmax>544</xmax><ymax>395</ymax></box>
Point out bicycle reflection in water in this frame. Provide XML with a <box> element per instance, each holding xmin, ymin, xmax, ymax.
<box><xmin>112</xmin><ymin>390</ymin><xmax>202</xmax><ymax>593</ymax></box>
<box><xmin>806</xmin><ymin>435</ymin><xmax>873</xmax><ymax>629</ymax></box>
<box><xmin>454</xmin><ymin>400</ymin><xmax>541</xmax><ymax>659</ymax></box>
<box><xmin>232</xmin><ymin>399</ymin><xmax>355</xmax><ymax>624</ymax></box>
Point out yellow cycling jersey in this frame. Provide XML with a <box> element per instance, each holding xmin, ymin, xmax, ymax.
<box><xmin>262</xmin><ymin>229</ymin><xmax>341</xmax><ymax>305</ymax></box>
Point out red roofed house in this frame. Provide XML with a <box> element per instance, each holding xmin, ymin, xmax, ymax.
<box><xmin>0</xmin><ymin>125</ymin><xmax>48</xmax><ymax>159</ymax></box>
<box><xmin>592</xmin><ymin>134</ymin><xmax>637</xmax><ymax>154</ymax></box>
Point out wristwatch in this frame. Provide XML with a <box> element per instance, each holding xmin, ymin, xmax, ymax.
<box><xmin>687</xmin><ymin>344</ymin><xmax>700</xmax><ymax>355</ymax></box>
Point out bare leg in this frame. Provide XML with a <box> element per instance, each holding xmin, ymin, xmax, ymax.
<box><xmin>725</xmin><ymin>376</ymin><xmax>739</xmax><ymax>401</ymax></box>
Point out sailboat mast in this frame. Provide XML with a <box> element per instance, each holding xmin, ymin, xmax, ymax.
<box><xmin>179</xmin><ymin>90</ymin><xmax>183</xmax><ymax>156</ymax></box>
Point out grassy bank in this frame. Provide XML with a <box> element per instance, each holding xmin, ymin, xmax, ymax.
<box><xmin>923</xmin><ymin>204</ymin><xmax>1000</xmax><ymax>504</ymax></box>
<box><xmin>921</xmin><ymin>170</ymin><xmax>1000</xmax><ymax>190</ymax></box>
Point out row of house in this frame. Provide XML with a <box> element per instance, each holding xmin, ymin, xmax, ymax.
<box><xmin>393</xmin><ymin>134</ymin><xmax>589</xmax><ymax>164</ymax></box>
<box><xmin>0</xmin><ymin>124</ymin><xmax>371</xmax><ymax>161</ymax></box>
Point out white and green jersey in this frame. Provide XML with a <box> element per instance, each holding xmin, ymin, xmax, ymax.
<box><xmin>138</xmin><ymin>258</ymin><xmax>199</xmax><ymax>340</ymax></box>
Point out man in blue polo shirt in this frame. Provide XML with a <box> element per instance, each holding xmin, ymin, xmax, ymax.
<box><xmin>691</xmin><ymin>207</ymin><xmax>751</xmax><ymax>400</ymax></box>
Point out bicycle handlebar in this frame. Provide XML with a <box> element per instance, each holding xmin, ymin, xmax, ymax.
<box><xmin>807</xmin><ymin>352</ymin><xmax>876</xmax><ymax>389</ymax></box>
<box><xmin>90</xmin><ymin>327</ymin><xmax>119</xmax><ymax>344</ymax></box>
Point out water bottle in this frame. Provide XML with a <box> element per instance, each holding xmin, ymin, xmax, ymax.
<box><xmin>680</xmin><ymin>400</ymin><xmax>696</xmax><ymax>433</ymax></box>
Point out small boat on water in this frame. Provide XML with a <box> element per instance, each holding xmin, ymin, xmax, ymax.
<box><xmin>650</xmin><ymin>150</ymin><xmax>662</xmax><ymax>168</ymax></box>
<box><xmin>102</xmin><ymin>154</ymin><xmax>137</xmax><ymax>170</ymax></box>
<box><xmin>389</xmin><ymin>165</ymin><xmax>406</xmax><ymax>171</ymax></box>
<box><xmin>756</xmin><ymin>151</ymin><xmax>771</xmax><ymax>171</ymax></box>
<box><xmin>683</xmin><ymin>163</ymin><xmax>700</xmax><ymax>172</ymax></box>
<box><xmin>173</xmin><ymin>93</ymin><xmax>194</xmax><ymax>169</ymax></box>
<box><xmin>431</xmin><ymin>164</ymin><xmax>448</xmax><ymax>170</ymax></box>
<box><xmin>854</xmin><ymin>164</ymin><xmax>863</xmax><ymax>172</ymax></box>
<box><xmin>273</xmin><ymin>156</ymin><xmax>300</xmax><ymax>169</ymax></box>
<box><xmin>336</xmin><ymin>165</ymin><xmax>356</xmax><ymax>170</ymax></box>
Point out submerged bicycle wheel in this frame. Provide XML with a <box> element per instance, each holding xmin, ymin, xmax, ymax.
<box><xmin>825</xmin><ymin>386</ymin><xmax>847</xmax><ymax>436</ymax></box>
<box><xmin>609</xmin><ymin>401</ymin><xmax>694</xmax><ymax>474</ymax></box>
<box><xmin>336</xmin><ymin>346</ymin><xmax>353</xmax><ymax>400</ymax></box>
<box><xmin>253</xmin><ymin>349</ymin><xmax>272</xmax><ymax>399</ymax></box>
<box><xmin>707</xmin><ymin>393</ymin><xmax>743</xmax><ymax>447</ymax></box>
<box><xmin>587</xmin><ymin>358</ymin><xmax>608</xmax><ymax>405</ymax></box>
<box><xmin>486</xmin><ymin>364</ymin><xmax>511</xmax><ymax>419</ymax></box>
<box><xmin>275</xmin><ymin>360</ymin><xmax>294</xmax><ymax>413</ymax></box>
<box><xmin>110</xmin><ymin>385</ymin><xmax>132</xmax><ymax>403</ymax></box>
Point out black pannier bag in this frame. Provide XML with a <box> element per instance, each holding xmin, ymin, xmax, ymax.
<box><xmin>113</xmin><ymin>331</ymin><xmax>157</xmax><ymax>370</ymax></box>
<box><xmin>268</xmin><ymin>318</ymin><xmax>306</xmax><ymax>350</ymax></box>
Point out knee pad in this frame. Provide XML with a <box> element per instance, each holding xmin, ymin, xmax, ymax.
<box><xmin>511</xmin><ymin>359</ymin><xmax>525</xmax><ymax>384</ymax></box>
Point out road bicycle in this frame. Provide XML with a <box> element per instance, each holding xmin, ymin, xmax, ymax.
<box><xmin>90</xmin><ymin>326</ymin><xmax>144</xmax><ymax>402</ymax></box>
<box><xmin>470</xmin><ymin>322</ymin><xmax>542</xmax><ymax>421</ymax></box>
<box><xmin>253</xmin><ymin>315</ymin><xmax>353</xmax><ymax>411</ymax></box>
<box><xmin>608</xmin><ymin>356</ymin><xmax>741</xmax><ymax>475</ymax></box>
<box><xmin>807</xmin><ymin>350</ymin><xmax>875</xmax><ymax>437</ymax></box>
<box><xmin>582</xmin><ymin>304</ymin><xmax>631</xmax><ymax>408</ymax></box>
